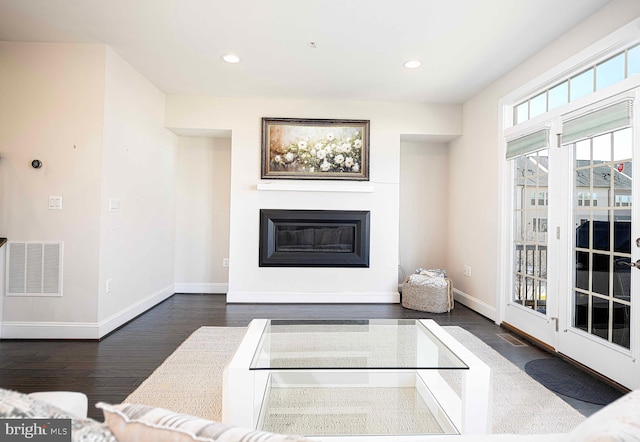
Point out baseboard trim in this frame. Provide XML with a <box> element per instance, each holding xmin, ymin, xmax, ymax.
<box><xmin>1</xmin><ymin>321</ymin><xmax>101</xmax><ymax>340</ymax></box>
<box><xmin>174</xmin><ymin>283</ymin><xmax>228</xmax><ymax>294</ymax></box>
<box><xmin>98</xmin><ymin>284</ymin><xmax>175</xmax><ymax>338</ymax></box>
<box><xmin>227</xmin><ymin>291</ymin><xmax>400</xmax><ymax>303</ymax></box>
<box><xmin>453</xmin><ymin>288</ymin><xmax>497</xmax><ymax>322</ymax></box>
<box><xmin>1</xmin><ymin>285</ymin><xmax>175</xmax><ymax>339</ymax></box>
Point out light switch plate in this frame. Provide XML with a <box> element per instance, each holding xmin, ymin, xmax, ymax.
<box><xmin>48</xmin><ymin>196</ymin><xmax>62</xmax><ymax>210</ymax></box>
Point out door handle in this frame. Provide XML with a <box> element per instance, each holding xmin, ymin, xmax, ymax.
<box><xmin>619</xmin><ymin>259</ymin><xmax>640</xmax><ymax>269</ymax></box>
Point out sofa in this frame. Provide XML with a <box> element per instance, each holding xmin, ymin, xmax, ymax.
<box><xmin>1</xmin><ymin>387</ymin><xmax>639</xmax><ymax>441</ymax></box>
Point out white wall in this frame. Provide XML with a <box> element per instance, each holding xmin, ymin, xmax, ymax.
<box><xmin>399</xmin><ymin>140</ymin><xmax>450</xmax><ymax>278</ymax></box>
<box><xmin>0</xmin><ymin>42</ymin><xmax>177</xmax><ymax>338</ymax></box>
<box><xmin>97</xmin><ymin>47</ymin><xmax>178</xmax><ymax>332</ymax></box>
<box><xmin>175</xmin><ymin>136</ymin><xmax>231</xmax><ymax>293</ymax></box>
<box><xmin>0</xmin><ymin>43</ymin><xmax>106</xmax><ymax>327</ymax></box>
<box><xmin>166</xmin><ymin>97</ymin><xmax>461</xmax><ymax>302</ymax></box>
<box><xmin>448</xmin><ymin>0</ymin><xmax>640</xmax><ymax>320</ymax></box>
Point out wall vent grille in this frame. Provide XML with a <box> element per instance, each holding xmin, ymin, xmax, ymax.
<box><xmin>6</xmin><ymin>242</ymin><xmax>63</xmax><ymax>296</ymax></box>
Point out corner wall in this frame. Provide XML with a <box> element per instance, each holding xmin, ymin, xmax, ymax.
<box><xmin>98</xmin><ymin>47</ymin><xmax>178</xmax><ymax>334</ymax></box>
<box><xmin>174</xmin><ymin>136</ymin><xmax>231</xmax><ymax>293</ymax></box>
<box><xmin>399</xmin><ymin>140</ymin><xmax>450</xmax><ymax>278</ymax></box>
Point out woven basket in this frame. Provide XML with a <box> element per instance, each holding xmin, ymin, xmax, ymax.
<box><xmin>401</xmin><ymin>274</ymin><xmax>453</xmax><ymax>313</ymax></box>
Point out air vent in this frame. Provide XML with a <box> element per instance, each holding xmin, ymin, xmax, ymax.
<box><xmin>7</xmin><ymin>242</ymin><xmax>63</xmax><ymax>296</ymax></box>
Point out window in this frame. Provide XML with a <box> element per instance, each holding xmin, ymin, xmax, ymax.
<box><xmin>629</xmin><ymin>45</ymin><xmax>640</xmax><ymax>76</ymax></box>
<box><xmin>533</xmin><ymin>218</ymin><xmax>548</xmax><ymax>232</ymax></box>
<box><xmin>513</xmin><ymin>149</ymin><xmax>549</xmax><ymax>314</ymax></box>
<box><xmin>577</xmin><ymin>192</ymin><xmax>598</xmax><ymax>207</ymax></box>
<box><xmin>571</xmin><ymin>125</ymin><xmax>632</xmax><ymax>349</ymax></box>
<box><xmin>615</xmin><ymin>194</ymin><xmax>632</xmax><ymax>206</ymax></box>
<box><xmin>570</xmin><ymin>69</ymin><xmax>595</xmax><ymax>101</ymax></box>
<box><xmin>548</xmin><ymin>81</ymin><xmax>569</xmax><ymax>110</ymax></box>
<box><xmin>513</xmin><ymin>44</ymin><xmax>640</xmax><ymax>125</ymax></box>
<box><xmin>596</xmin><ymin>53</ymin><xmax>625</xmax><ymax>91</ymax></box>
<box><xmin>530</xmin><ymin>191</ymin><xmax>549</xmax><ymax>206</ymax></box>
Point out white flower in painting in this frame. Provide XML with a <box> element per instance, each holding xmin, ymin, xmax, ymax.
<box><xmin>335</xmin><ymin>154</ymin><xmax>345</xmax><ymax>164</ymax></box>
<box><xmin>328</xmin><ymin>143</ymin><xmax>337</xmax><ymax>153</ymax></box>
<box><xmin>298</xmin><ymin>140</ymin><xmax>307</xmax><ymax>150</ymax></box>
<box><xmin>352</xmin><ymin>163</ymin><xmax>360</xmax><ymax>172</ymax></box>
<box><xmin>320</xmin><ymin>160</ymin><xmax>331</xmax><ymax>172</ymax></box>
<box><xmin>309</xmin><ymin>167</ymin><xmax>315</xmax><ymax>173</ymax></box>
<box><xmin>317</xmin><ymin>149</ymin><xmax>327</xmax><ymax>160</ymax></box>
<box><xmin>284</xmin><ymin>152</ymin><xmax>295</xmax><ymax>163</ymax></box>
<box><xmin>315</xmin><ymin>142</ymin><xmax>324</xmax><ymax>149</ymax></box>
<box><xmin>327</xmin><ymin>133</ymin><xmax>335</xmax><ymax>141</ymax></box>
<box><xmin>354</xmin><ymin>131</ymin><xmax>359</xmax><ymax>136</ymax></box>
<box><xmin>310</xmin><ymin>148</ymin><xmax>317</xmax><ymax>155</ymax></box>
<box><xmin>274</xmin><ymin>155</ymin><xmax>283</xmax><ymax>164</ymax></box>
<box><xmin>345</xmin><ymin>157</ymin><xmax>354</xmax><ymax>168</ymax></box>
<box><xmin>341</xmin><ymin>142</ymin><xmax>351</xmax><ymax>153</ymax></box>
<box><xmin>354</xmin><ymin>139</ymin><xmax>362</xmax><ymax>148</ymax></box>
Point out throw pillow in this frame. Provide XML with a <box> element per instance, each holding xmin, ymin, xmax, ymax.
<box><xmin>0</xmin><ymin>387</ymin><xmax>116</xmax><ymax>442</ymax></box>
<box><xmin>98</xmin><ymin>402</ymin><xmax>313</xmax><ymax>442</ymax></box>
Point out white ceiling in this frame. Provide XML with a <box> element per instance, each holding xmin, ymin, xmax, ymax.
<box><xmin>0</xmin><ymin>0</ymin><xmax>610</xmax><ymax>103</ymax></box>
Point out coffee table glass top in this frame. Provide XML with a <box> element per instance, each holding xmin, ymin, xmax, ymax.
<box><xmin>249</xmin><ymin>319</ymin><xmax>468</xmax><ymax>370</ymax></box>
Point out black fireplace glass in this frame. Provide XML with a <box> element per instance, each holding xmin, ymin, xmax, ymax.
<box><xmin>275</xmin><ymin>225</ymin><xmax>355</xmax><ymax>253</ymax></box>
<box><xmin>259</xmin><ymin>209</ymin><xmax>370</xmax><ymax>267</ymax></box>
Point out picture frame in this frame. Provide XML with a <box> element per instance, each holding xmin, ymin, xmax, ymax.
<box><xmin>261</xmin><ymin>117</ymin><xmax>370</xmax><ymax>180</ymax></box>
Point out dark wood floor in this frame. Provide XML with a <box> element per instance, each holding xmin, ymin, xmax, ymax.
<box><xmin>0</xmin><ymin>294</ymin><xmax>612</xmax><ymax>420</ymax></box>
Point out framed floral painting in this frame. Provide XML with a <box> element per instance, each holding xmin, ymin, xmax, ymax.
<box><xmin>261</xmin><ymin>117</ymin><xmax>370</xmax><ymax>180</ymax></box>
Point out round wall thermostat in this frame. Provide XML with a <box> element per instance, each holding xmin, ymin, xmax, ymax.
<box><xmin>31</xmin><ymin>159</ymin><xmax>42</xmax><ymax>169</ymax></box>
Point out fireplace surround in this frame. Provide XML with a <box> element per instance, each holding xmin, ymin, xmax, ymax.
<box><xmin>259</xmin><ymin>209</ymin><xmax>370</xmax><ymax>267</ymax></box>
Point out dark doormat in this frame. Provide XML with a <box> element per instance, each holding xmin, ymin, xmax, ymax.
<box><xmin>524</xmin><ymin>358</ymin><xmax>624</xmax><ymax>405</ymax></box>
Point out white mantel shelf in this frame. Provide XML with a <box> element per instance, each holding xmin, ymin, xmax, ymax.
<box><xmin>257</xmin><ymin>182</ymin><xmax>375</xmax><ymax>193</ymax></box>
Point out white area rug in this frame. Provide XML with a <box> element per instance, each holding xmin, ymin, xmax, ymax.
<box><xmin>124</xmin><ymin>326</ymin><xmax>586</xmax><ymax>434</ymax></box>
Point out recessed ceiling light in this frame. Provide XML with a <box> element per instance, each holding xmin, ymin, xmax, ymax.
<box><xmin>222</xmin><ymin>53</ymin><xmax>242</xmax><ymax>64</ymax></box>
<box><xmin>403</xmin><ymin>60</ymin><xmax>422</xmax><ymax>69</ymax></box>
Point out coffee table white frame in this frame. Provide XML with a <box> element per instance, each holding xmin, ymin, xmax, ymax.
<box><xmin>222</xmin><ymin>319</ymin><xmax>490</xmax><ymax>440</ymax></box>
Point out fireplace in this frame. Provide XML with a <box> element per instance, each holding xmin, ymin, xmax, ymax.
<box><xmin>259</xmin><ymin>209</ymin><xmax>370</xmax><ymax>267</ymax></box>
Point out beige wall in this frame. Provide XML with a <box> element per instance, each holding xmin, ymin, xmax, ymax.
<box><xmin>0</xmin><ymin>42</ymin><xmax>106</xmax><ymax>325</ymax></box>
<box><xmin>175</xmin><ymin>136</ymin><xmax>231</xmax><ymax>292</ymax></box>
<box><xmin>399</xmin><ymin>140</ymin><xmax>450</xmax><ymax>278</ymax></box>
<box><xmin>98</xmin><ymin>47</ymin><xmax>178</xmax><ymax>326</ymax></box>
<box><xmin>166</xmin><ymin>97</ymin><xmax>462</xmax><ymax>302</ymax></box>
<box><xmin>0</xmin><ymin>42</ymin><xmax>177</xmax><ymax>337</ymax></box>
<box><xmin>447</xmin><ymin>0</ymin><xmax>640</xmax><ymax>320</ymax></box>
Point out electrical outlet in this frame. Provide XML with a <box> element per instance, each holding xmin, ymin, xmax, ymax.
<box><xmin>106</xmin><ymin>278</ymin><xmax>113</xmax><ymax>293</ymax></box>
<box><xmin>463</xmin><ymin>265</ymin><xmax>472</xmax><ymax>277</ymax></box>
<box><xmin>223</xmin><ymin>258</ymin><xmax>229</xmax><ymax>268</ymax></box>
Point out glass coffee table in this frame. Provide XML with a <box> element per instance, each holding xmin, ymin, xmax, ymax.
<box><xmin>223</xmin><ymin>319</ymin><xmax>490</xmax><ymax>440</ymax></box>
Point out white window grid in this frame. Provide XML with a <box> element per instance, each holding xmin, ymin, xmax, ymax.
<box><xmin>513</xmin><ymin>43</ymin><xmax>640</xmax><ymax>126</ymax></box>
